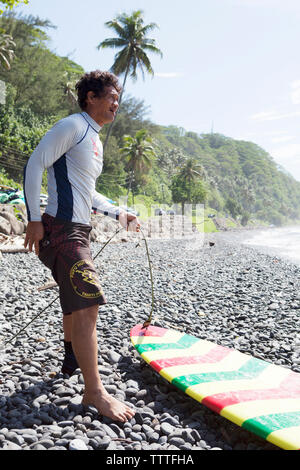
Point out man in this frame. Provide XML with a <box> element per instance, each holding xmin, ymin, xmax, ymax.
<box><xmin>23</xmin><ymin>70</ymin><xmax>138</xmax><ymax>422</ymax></box>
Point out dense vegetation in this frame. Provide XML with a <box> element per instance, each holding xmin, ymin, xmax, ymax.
<box><xmin>1</xmin><ymin>13</ymin><xmax>300</xmax><ymax>227</ymax></box>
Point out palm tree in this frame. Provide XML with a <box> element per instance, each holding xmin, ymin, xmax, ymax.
<box><xmin>120</xmin><ymin>129</ymin><xmax>156</xmax><ymax>198</ymax></box>
<box><xmin>97</xmin><ymin>10</ymin><xmax>163</xmax><ymax>151</ymax></box>
<box><xmin>179</xmin><ymin>158</ymin><xmax>206</xmax><ymax>182</ymax></box>
<box><xmin>0</xmin><ymin>32</ymin><xmax>15</xmax><ymax>70</ymax></box>
<box><xmin>178</xmin><ymin>159</ymin><xmax>206</xmax><ymax>203</ymax></box>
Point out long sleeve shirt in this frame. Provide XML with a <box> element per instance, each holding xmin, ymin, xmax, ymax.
<box><xmin>23</xmin><ymin>111</ymin><xmax>121</xmax><ymax>225</ymax></box>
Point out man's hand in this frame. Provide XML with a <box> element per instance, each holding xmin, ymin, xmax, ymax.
<box><xmin>118</xmin><ymin>211</ymin><xmax>141</xmax><ymax>232</ymax></box>
<box><xmin>24</xmin><ymin>221</ymin><xmax>44</xmax><ymax>256</ymax></box>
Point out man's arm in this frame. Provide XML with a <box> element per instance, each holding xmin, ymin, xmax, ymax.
<box><xmin>92</xmin><ymin>191</ymin><xmax>140</xmax><ymax>232</ymax></box>
<box><xmin>91</xmin><ymin>191</ymin><xmax>122</xmax><ymax>221</ymax></box>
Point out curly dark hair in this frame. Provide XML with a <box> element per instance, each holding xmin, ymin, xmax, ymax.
<box><xmin>75</xmin><ymin>70</ymin><xmax>122</xmax><ymax>110</ymax></box>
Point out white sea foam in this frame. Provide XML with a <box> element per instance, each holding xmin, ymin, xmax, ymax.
<box><xmin>242</xmin><ymin>226</ymin><xmax>300</xmax><ymax>265</ymax></box>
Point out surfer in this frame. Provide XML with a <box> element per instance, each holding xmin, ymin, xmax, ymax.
<box><xmin>23</xmin><ymin>70</ymin><xmax>139</xmax><ymax>422</ymax></box>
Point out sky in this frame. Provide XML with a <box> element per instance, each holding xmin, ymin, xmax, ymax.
<box><xmin>14</xmin><ymin>0</ymin><xmax>300</xmax><ymax>182</ymax></box>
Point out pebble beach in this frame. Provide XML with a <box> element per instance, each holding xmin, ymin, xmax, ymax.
<box><xmin>0</xmin><ymin>228</ymin><xmax>300</xmax><ymax>451</ymax></box>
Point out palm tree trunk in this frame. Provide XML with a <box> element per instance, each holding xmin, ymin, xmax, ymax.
<box><xmin>103</xmin><ymin>62</ymin><xmax>131</xmax><ymax>153</ymax></box>
<box><xmin>127</xmin><ymin>170</ymin><xmax>134</xmax><ymax>197</ymax></box>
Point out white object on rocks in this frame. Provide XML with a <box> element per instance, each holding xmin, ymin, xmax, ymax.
<box><xmin>69</xmin><ymin>438</ymin><xmax>88</xmax><ymax>450</ymax></box>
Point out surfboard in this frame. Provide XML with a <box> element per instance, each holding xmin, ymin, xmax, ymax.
<box><xmin>130</xmin><ymin>324</ymin><xmax>300</xmax><ymax>450</ymax></box>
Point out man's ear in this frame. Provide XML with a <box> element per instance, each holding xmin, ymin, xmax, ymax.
<box><xmin>86</xmin><ymin>90</ymin><xmax>96</xmax><ymax>105</ymax></box>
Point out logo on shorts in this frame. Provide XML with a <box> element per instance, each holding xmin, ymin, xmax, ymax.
<box><xmin>70</xmin><ymin>259</ymin><xmax>104</xmax><ymax>299</ymax></box>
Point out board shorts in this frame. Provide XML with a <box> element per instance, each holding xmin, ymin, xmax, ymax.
<box><xmin>38</xmin><ymin>213</ymin><xmax>107</xmax><ymax>315</ymax></box>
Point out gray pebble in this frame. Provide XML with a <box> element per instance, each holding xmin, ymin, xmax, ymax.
<box><xmin>169</xmin><ymin>437</ymin><xmax>186</xmax><ymax>447</ymax></box>
<box><xmin>58</xmin><ymin>420</ymin><xmax>75</xmax><ymax>428</ymax></box>
<box><xmin>21</xmin><ymin>434</ymin><xmax>38</xmax><ymax>445</ymax></box>
<box><xmin>106</xmin><ymin>350</ymin><xmax>121</xmax><ymax>364</ymax></box>
<box><xmin>87</xmin><ymin>430</ymin><xmax>105</xmax><ymax>439</ymax></box>
<box><xmin>69</xmin><ymin>438</ymin><xmax>88</xmax><ymax>450</ymax></box>
<box><xmin>32</xmin><ymin>444</ymin><xmax>47</xmax><ymax>450</ymax></box>
<box><xmin>130</xmin><ymin>432</ymin><xmax>143</xmax><ymax>442</ymax></box>
<box><xmin>2</xmin><ymin>441</ymin><xmax>23</xmax><ymax>450</ymax></box>
<box><xmin>101</xmin><ymin>423</ymin><xmax>119</xmax><ymax>439</ymax></box>
<box><xmin>161</xmin><ymin>422</ymin><xmax>175</xmax><ymax>436</ymax></box>
<box><xmin>37</xmin><ymin>439</ymin><xmax>55</xmax><ymax>449</ymax></box>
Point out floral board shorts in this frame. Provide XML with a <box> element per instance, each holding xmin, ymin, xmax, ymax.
<box><xmin>38</xmin><ymin>213</ymin><xmax>107</xmax><ymax>315</ymax></box>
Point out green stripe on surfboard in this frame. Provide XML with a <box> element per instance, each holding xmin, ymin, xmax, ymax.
<box><xmin>172</xmin><ymin>357</ymin><xmax>268</xmax><ymax>392</ymax></box>
<box><xmin>135</xmin><ymin>334</ymin><xmax>199</xmax><ymax>355</ymax></box>
<box><xmin>243</xmin><ymin>411</ymin><xmax>300</xmax><ymax>440</ymax></box>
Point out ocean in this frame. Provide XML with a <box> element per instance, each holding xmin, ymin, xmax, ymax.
<box><xmin>242</xmin><ymin>226</ymin><xmax>300</xmax><ymax>266</ymax></box>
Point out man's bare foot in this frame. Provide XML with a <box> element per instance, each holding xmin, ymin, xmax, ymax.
<box><xmin>82</xmin><ymin>389</ymin><xmax>135</xmax><ymax>422</ymax></box>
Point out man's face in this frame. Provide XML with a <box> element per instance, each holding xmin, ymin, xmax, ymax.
<box><xmin>87</xmin><ymin>85</ymin><xmax>119</xmax><ymax>126</ymax></box>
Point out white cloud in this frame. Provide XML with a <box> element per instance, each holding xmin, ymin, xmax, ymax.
<box><xmin>270</xmin><ymin>135</ymin><xmax>296</xmax><ymax>144</ymax></box>
<box><xmin>231</xmin><ymin>0</ymin><xmax>300</xmax><ymax>9</ymax></box>
<box><xmin>271</xmin><ymin>143</ymin><xmax>300</xmax><ymax>181</ymax></box>
<box><xmin>154</xmin><ymin>72</ymin><xmax>184</xmax><ymax>79</ymax></box>
<box><xmin>271</xmin><ymin>142</ymin><xmax>300</xmax><ymax>159</ymax></box>
<box><xmin>250</xmin><ymin>109</ymin><xmax>300</xmax><ymax>121</ymax></box>
<box><xmin>290</xmin><ymin>80</ymin><xmax>300</xmax><ymax>105</ymax></box>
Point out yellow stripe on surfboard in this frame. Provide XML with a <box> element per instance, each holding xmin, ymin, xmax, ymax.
<box><xmin>221</xmin><ymin>398</ymin><xmax>300</xmax><ymax>427</ymax></box>
<box><xmin>267</xmin><ymin>426</ymin><xmax>300</xmax><ymax>450</ymax></box>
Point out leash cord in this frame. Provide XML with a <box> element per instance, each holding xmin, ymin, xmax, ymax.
<box><xmin>3</xmin><ymin>225</ymin><xmax>154</xmax><ymax>346</ymax></box>
<box><xmin>140</xmin><ymin>228</ymin><xmax>154</xmax><ymax>328</ymax></box>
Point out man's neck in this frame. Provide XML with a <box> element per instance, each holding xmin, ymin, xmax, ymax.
<box><xmin>84</xmin><ymin>109</ymin><xmax>104</xmax><ymax>127</ymax></box>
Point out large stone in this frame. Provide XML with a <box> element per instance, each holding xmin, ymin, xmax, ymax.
<box><xmin>0</xmin><ymin>210</ymin><xmax>24</xmax><ymax>235</ymax></box>
<box><xmin>0</xmin><ymin>214</ymin><xmax>11</xmax><ymax>235</ymax></box>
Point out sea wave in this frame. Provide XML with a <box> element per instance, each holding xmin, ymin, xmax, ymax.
<box><xmin>242</xmin><ymin>226</ymin><xmax>300</xmax><ymax>265</ymax></box>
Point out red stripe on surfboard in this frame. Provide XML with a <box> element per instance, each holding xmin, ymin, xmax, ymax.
<box><xmin>150</xmin><ymin>345</ymin><xmax>231</xmax><ymax>373</ymax></box>
<box><xmin>130</xmin><ymin>324</ymin><xmax>168</xmax><ymax>338</ymax></box>
<box><xmin>202</xmin><ymin>371</ymin><xmax>300</xmax><ymax>414</ymax></box>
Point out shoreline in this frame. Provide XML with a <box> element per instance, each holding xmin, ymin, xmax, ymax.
<box><xmin>205</xmin><ymin>226</ymin><xmax>300</xmax><ymax>267</ymax></box>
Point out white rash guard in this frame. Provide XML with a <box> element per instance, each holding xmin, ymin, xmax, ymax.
<box><xmin>23</xmin><ymin>111</ymin><xmax>121</xmax><ymax>225</ymax></box>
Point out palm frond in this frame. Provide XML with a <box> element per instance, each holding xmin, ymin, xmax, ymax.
<box><xmin>140</xmin><ymin>22</ymin><xmax>159</xmax><ymax>35</ymax></box>
<box><xmin>110</xmin><ymin>45</ymin><xmax>131</xmax><ymax>75</ymax></box>
<box><xmin>136</xmin><ymin>49</ymin><xmax>154</xmax><ymax>76</ymax></box>
<box><xmin>0</xmin><ymin>32</ymin><xmax>15</xmax><ymax>70</ymax></box>
<box><xmin>104</xmin><ymin>20</ymin><xmax>127</xmax><ymax>39</ymax></box>
<box><xmin>140</xmin><ymin>43</ymin><xmax>163</xmax><ymax>58</ymax></box>
<box><xmin>97</xmin><ymin>37</ymin><xmax>129</xmax><ymax>50</ymax></box>
<box><xmin>0</xmin><ymin>51</ymin><xmax>11</xmax><ymax>69</ymax></box>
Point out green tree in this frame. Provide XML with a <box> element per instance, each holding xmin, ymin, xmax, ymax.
<box><xmin>0</xmin><ymin>0</ymin><xmax>28</xmax><ymax>14</ymax></box>
<box><xmin>97</xmin><ymin>9</ymin><xmax>162</xmax><ymax>151</ymax></box>
<box><xmin>171</xmin><ymin>159</ymin><xmax>207</xmax><ymax>212</ymax></box>
<box><xmin>120</xmin><ymin>128</ymin><xmax>156</xmax><ymax>198</ymax></box>
<box><xmin>0</xmin><ymin>14</ymin><xmax>84</xmax><ymax>116</ymax></box>
<box><xmin>177</xmin><ymin>158</ymin><xmax>206</xmax><ymax>202</ymax></box>
<box><xmin>224</xmin><ymin>197</ymin><xmax>242</xmax><ymax>219</ymax></box>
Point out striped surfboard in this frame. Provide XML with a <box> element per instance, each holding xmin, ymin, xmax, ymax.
<box><xmin>130</xmin><ymin>324</ymin><xmax>300</xmax><ymax>450</ymax></box>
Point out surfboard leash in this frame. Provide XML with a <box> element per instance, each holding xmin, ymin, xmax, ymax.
<box><xmin>2</xmin><ymin>225</ymin><xmax>154</xmax><ymax>348</ymax></box>
<box><xmin>139</xmin><ymin>228</ymin><xmax>154</xmax><ymax>329</ymax></box>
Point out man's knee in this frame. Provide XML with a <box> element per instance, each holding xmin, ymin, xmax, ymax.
<box><xmin>72</xmin><ymin>304</ymin><xmax>99</xmax><ymax>324</ymax></box>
